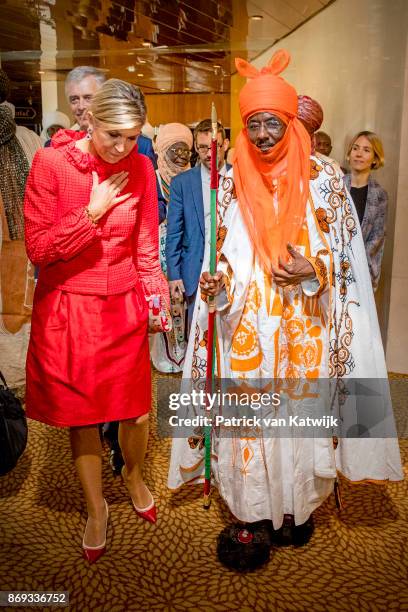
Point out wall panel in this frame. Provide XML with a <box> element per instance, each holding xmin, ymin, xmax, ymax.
<box><xmin>144</xmin><ymin>93</ymin><xmax>230</xmax><ymax>127</ymax></box>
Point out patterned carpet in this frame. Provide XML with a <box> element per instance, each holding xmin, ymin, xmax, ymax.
<box><xmin>0</xmin><ymin>374</ymin><xmax>407</xmax><ymax>612</ymax></box>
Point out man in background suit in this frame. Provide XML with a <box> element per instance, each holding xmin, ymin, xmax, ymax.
<box><xmin>137</xmin><ymin>135</ymin><xmax>165</xmax><ymax>223</ymax></box>
<box><xmin>166</xmin><ymin>118</ymin><xmax>230</xmax><ymax>324</ymax></box>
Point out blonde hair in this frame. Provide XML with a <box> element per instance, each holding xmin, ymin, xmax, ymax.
<box><xmin>89</xmin><ymin>79</ymin><xmax>146</xmax><ymax>130</ymax></box>
<box><xmin>346</xmin><ymin>131</ymin><xmax>385</xmax><ymax>170</ymax></box>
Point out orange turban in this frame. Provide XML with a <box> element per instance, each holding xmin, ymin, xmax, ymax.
<box><xmin>237</xmin><ymin>51</ymin><xmax>298</xmax><ymax>123</ymax></box>
<box><xmin>233</xmin><ymin>49</ymin><xmax>311</xmax><ymax>270</ymax></box>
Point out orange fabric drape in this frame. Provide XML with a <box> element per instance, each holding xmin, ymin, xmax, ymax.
<box><xmin>233</xmin><ymin>50</ymin><xmax>311</xmax><ymax>270</ymax></box>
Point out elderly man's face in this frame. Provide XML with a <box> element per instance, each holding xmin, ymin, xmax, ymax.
<box><xmin>246</xmin><ymin>112</ymin><xmax>287</xmax><ymax>153</ymax></box>
<box><xmin>66</xmin><ymin>75</ymin><xmax>101</xmax><ymax>130</ymax></box>
<box><xmin>315</xmin><ymin>132</ymin><xmax>332</xmax><ymax>156</ymax></box>
<box><xmin>166</xmin><ymin>140</ymin><xmax>192</xmax><ymax>168</ymax></box>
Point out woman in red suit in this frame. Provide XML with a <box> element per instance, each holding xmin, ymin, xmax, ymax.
<box><xmin>24</xmin><ymin>79</ymin><xmax>169</xmax><ymax>563</ymax></box>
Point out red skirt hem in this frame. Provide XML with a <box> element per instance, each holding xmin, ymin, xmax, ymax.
<box><xmin>26</xmin><ymin>285</ymin><xmax>151</xmax><ymax>426</ymax></box>
<box><xmin>26</xmin><ymin>407</ymin><xmax>150</xmax><ymax>429</ymax></box>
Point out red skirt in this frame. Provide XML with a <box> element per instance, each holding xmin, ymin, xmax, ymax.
<box><xmin>26</xmin><ymin>283</ymin><xmax>151</xmax><ymax>427</ymax></box>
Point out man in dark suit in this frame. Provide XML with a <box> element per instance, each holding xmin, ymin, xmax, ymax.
<box><xmin>166</xmin><ymin>118</ymin><xmax>230</xmax><ymax>324</ymax></box>
<box><xmin>137</xmin><ymin>134</ymin><xmax>166</xmax><ymax>224</ymax></box>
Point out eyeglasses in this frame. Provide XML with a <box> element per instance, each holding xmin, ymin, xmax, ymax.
<box><xmin>168</xmin><ymin>147</ymin><xmax>192</xmax><ymax>158</ymax></box>
<box><xmin>246</xmin><ymin>118</ymin><xmax>284</xmax><ymax>134</ymax></box>
<box><xmin>196</xmin><ymin>143</ymin><xmax>224</xmax><ymax>154</ymax></box>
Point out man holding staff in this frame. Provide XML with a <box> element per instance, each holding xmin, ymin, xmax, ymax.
<box><xmin>168</xmin><ymin>50</ymin><xmax>402</xmax><ymax>564</ymax></box>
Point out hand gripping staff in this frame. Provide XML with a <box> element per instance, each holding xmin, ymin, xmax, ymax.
<box><xmin>203</xmin><ymin>103</ymin><xmax>218</xmax><ymax>509</ymax></box>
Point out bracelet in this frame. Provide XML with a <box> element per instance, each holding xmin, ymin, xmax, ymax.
<box><xmin>84</xmin><ymin>206</ymin><xmax>99</xmax><ymax>225</ymax></box>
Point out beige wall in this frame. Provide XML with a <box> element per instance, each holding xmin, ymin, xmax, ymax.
<box><xmin>386</xmin><ymin>38</ymin><xmax>408</xmax><ymax>373</ymax></box>
<box><xmin>236</xmin><ymin>0</ymin><xmax>408</xmax><ymax>371</ymax></box>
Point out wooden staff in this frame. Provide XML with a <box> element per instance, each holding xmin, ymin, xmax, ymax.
<box><xmin>203</xmin><ymin>102</ymin><xmax>218</xmax><ymax>509</ymax></box>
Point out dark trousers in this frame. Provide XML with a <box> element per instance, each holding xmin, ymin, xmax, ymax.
<box><xmin>186</xmin><ymin>290</ymin><xmax>197</xmax><ymax>334</ymax></box>
<box><xmin>103</xmin><ymin>421</ymin><xmax>120</xmax><ymax>449</ymax></box>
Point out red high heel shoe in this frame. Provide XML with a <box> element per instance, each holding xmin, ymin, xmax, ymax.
<box><xmin>82</xmin><ymin>499</ymin><xmax>109</xmax><ymax>564</ymax></box>
<box><xmin>131</xmin><ymin>495</ymin><xmax>157</xmax><ymax>524</ymax></box>
<box><xmin>121</xmin><ymin>467</ymin><xmax>157</xmax><ymax>524</ymax></box>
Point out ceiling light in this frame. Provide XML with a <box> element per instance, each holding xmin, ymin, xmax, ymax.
<box><xmin>249</xmin><ymin>14</ymin><xmax>263</xmax><ymax>20</ymax></box>
<box><xmin>137</xmin><ymin>73</ymin><xmax>144</xmax><ymax>77</ymax></box>
<box><xmin>38</xmin><ymin>70</ymin><xmax>45</xmax><ymax>74</ymax></box>
<box><xmin>127</xmin><ymin>65</ymin><xmax>135</xmax><ymax>72</ymax></box>
<box><xmin>138</xmin><ymin>59</ymin><xmax>147</xmax><ymax>64</ymax></box>
<box><xmin>160</xmin><ymin>88</ymin><xmax>167</xmax><ymax>91</ymax></box>
<box><xmin>213</xmin><ymin>64</ymin><xmax>221</xmax><ymax>69</ymax></box>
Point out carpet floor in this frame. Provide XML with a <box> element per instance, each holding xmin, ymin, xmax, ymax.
<box><xmin>0</xmin><ymin>374</ymin><xmax>407</xmax><ymax>612</ymax></box>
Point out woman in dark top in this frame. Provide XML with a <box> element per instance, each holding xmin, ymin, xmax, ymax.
<box><xmin>344</xmin><ymin>131</ymin><xmax>387</xmax><ymax>291</ymax></box>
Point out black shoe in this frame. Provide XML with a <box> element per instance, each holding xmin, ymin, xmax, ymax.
<box><xmin>292</xmin><ymin>516</ymin><xmax>314</xmax><ymax>547</ymax></box>
<box><xmin>269</xmin><ymin>514</ymin><xmax>314</xmax><ymax>547</ymax></box>
<box><xmin>217</xmin><ymin>522</ymin><xmax>272</xmax><ymax>571</ymax></box>
<box><xmin>109</xmin><ymin>446</ymin><xmax>125</xmax><ymax>477</ymax></box>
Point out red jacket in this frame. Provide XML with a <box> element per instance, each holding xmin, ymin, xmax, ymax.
<box><xmin>24</xmin><ymin>131</ymin><xmax>168</xmax><ymax>302</ymax></box>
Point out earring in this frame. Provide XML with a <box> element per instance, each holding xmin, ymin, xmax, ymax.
<box><xmin>86</xmin><ymin>128</ymin><xmax>93</xmax><ymax>141</ymax></box>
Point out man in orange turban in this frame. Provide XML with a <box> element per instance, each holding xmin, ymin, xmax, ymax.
<box><xmin>168</xmin><ymin>50</ymin><xmax>402</xmax><ymax>569</ymax></box>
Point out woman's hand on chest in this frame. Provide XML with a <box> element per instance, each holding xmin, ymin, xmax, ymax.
<box><xmin>86</xmin><ymin>171</ymin><xmax>132</xmax><ymax>223</ymax></box>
